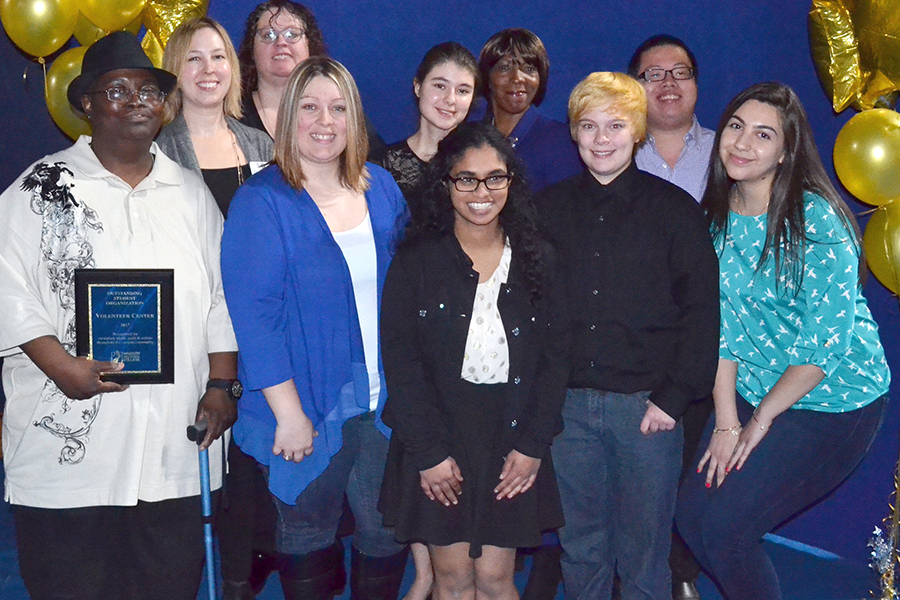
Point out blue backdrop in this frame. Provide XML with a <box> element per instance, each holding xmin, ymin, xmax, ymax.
<box><xmin>0</xmin><ymin>0</ymin><xmax>896</xmax><ymax>566</ymax></box>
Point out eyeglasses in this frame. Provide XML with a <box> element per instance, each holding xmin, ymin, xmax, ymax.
<box><xmin>639</xmin><ymin>67</ymin><xmax>695</xmax><ymax>83</ymax></box>
<box><xmin>88</xmin><ymin>86</ymin><xmax>166</xmax><ymax>105</ymax></box>
<box><xmin>446</xmin><ymin>174</ymin><xmax>513</xmax><ymax>192</ymax></box>
<box><xmin>255</xmin><ymin>28</ymin><xmax>306</xmax><ymax>44</ymax></box>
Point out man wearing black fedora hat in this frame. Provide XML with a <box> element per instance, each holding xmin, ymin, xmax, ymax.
<box><xmin>0</xmin><ymin>31</ymin><xmax>238</xmax><ymax>600</ymax></box>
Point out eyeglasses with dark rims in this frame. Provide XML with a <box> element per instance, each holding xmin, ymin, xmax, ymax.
<box><xmin>445</xmin><ymin>173</ymin><xmax>514</xmax><ymax>192</ymax></box>
<box><xmin>638</xmin><ymin>67</ymin><xmax>695</xmax><ymax>82</ymax></box>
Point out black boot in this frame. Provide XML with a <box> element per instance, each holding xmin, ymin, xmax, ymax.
<box><xmin>278</xmin><ymin>541</ymin><xmax>347</xmax><ymax>600</ymax></box>
<box><xmin>521</xmin><ymin>544</ymin><xmax>563</xmax><ymax>600</ymax></box>
<box><xmin>247</xmin><ymin>551</ymin><xmax>278</xmax><ymax>595</ymax></box>
<box><xmin>349</xmin><ymin>546</ymin><xmax>409</xmax><ymax>600</ymax></box>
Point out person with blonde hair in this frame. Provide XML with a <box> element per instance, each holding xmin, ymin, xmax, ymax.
<box><xmin>157</xmin><ymin>17</ymin><xmax>272</xmax><ymax>217</ymax></box>
<box><xmin>220</xmin><ymin>57</ymin><xmax>408</xmax><ymax>600</ymax></box>
<box><xmin>157</xmin><ymin>20</ymin><xmax>276</xmax><ymax>600</ymax></box>
<box><xmin>536</xmin><ymin>72</ymin><xmax>719</xmax><ymax>599</ymax></box>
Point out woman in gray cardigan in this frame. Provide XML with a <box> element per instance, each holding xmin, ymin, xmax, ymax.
<box><xmin>157</xmin><ymin>17</ymin><xmax>272</xmax><ymax>217</ymax></box>
<box><xmin>157</xmin><ymin>17</ymin><xmax>276</xmax><ymax>600</ymax></box>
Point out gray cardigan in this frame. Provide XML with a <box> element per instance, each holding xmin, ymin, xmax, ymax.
<box><xmin>156</xmin><ymin>114</ymin><xmax>273</xmax><ymax>174</ymax></box>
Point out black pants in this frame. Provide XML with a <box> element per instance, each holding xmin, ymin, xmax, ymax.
<box><xmin>216</xmin><ymin>438</ymin><xmax>278</xmax><ymax>581</ymax></box>
<box><xmin>14</xmin><ymin>496</ymin><xmax>207</xmax><ymax>600</ymax></box>
<box><xmin>669</xmin><ymin>396</ymin><xmax>713</xmax><ymax>581</ymax></box>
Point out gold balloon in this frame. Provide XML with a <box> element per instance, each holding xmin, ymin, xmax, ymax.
<box><xmin>834</xmin><ymin>109</ymin><xmax>900</xmax><ymax>206</ymax></box>
<box><xmin>854</xmin><ymin>0</ymin><xmax>900</xmax><ymax>106</ymax></box>
<box><xmin>809</xmin><ymin>0</ymin><xmax>860</xmax><ymax>113</ymax></box>
<box><xmin>79</xmin><ymin>0</ymin><xmax>146</xmax><ymax>33</ymax></box>
<box><xmin>863</xmin><ymin>203</ymin><xmax>900</xmax><ymax>294</ymax></box>
<box><xmin>141</xmin><ymin>31</ymin><xmax>164</xmax><ymax>68</ymax></box>
<box><xmin>0</xmin><ymin>0</ymin><xmax>79</xmax><ymax>58</ymax></box>
<box><xmin>809</xmin><ymin>0</ymin><xmax>900</xmax><ymax>111</ymax></box>
<box><xmin>142</xmin><ymin>0</ymin><xmax>208</xmax><ymax>50</ymax></box>
<box><xmin>73</xmin><ymin>13</ymin><xmax>106</xmax><ymax>46</ymax></box>
<box><xmin>73</xmin><ymin>13</ymin><xmax>141</xmax><ymax>46</ymax></box>
<box><xmin>46</xmin><ymin>45</ymin><xmax>92</xmax><ymax>141</ymax></box>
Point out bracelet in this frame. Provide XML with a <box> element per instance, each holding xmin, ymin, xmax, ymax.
<box><xmin>752</xmin><ymin>413</ymin><xmax>770</xmax><ymax>431</ymax></box>
<box><xmin>712</xmin><ymin>425</ymin><xmax>742</xmax><ymax>435</ymax></box>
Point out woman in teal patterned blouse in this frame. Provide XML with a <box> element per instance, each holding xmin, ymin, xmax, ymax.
<box><xmin>675</xmin><ymin>82</ymin><xmax>890</xmax><ymax>599</ymax></box>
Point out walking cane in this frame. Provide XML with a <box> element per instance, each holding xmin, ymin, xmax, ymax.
<box><xmin>188</xmin><ymin>418</ymin><xmax>217</xmax><ymax>600</ymax></box>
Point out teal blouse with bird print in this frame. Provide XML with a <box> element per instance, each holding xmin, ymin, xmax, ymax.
<box><xmin>716</xmin><ymin>192</ymin><xmax>890</xmax><ymax>412</ymax></box>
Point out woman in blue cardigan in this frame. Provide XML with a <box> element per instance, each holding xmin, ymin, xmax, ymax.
<box><xmin>221</xmin><ymin>57</ymin><xmax>408</xmax><ymax>600</ymax></box>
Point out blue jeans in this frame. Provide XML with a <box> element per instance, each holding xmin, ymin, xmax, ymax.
<box><xmin>676</xmin><ymin>394</ymin><xmax>887</xmax><ymax>600</ymax></box>
<box><xmin>555</xmin><ymin>388</ymin><xmax>684</xmax><ymax>600</ymax></box>
<box><xmin>272</xmin><ymin>412</ymin><xmax>404</xmax><ymax>557</ymax></box>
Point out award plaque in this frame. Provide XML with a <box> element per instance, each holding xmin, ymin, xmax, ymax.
<box><xmin>75</xmin><ymin>269</ymin><xmax>174</xmax><ymax>384</ymax></box>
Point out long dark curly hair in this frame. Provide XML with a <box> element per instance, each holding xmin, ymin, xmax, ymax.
<box><xmin>403</xmin><ymin>122</ymin><xmax>548</xmax><ymax>304</ymax></box>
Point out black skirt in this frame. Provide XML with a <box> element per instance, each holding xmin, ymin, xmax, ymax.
<box><xmin>379</xmin><ymin>379</ymin><xmax>564</xmax><ymax>558</ymax></box>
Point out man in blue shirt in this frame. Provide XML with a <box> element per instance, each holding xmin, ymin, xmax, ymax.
<box><xmin>628</xmin><ymin>34</ymin><xmax>714</xmax><ymax>600</ymax></box>
<box><xmin>630</xmin><ymin>35</ymin><xmax>714</xmax><ymax>203</ymax></box>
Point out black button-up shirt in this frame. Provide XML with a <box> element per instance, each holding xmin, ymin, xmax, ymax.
<box><xmin>536</xmin><ymin>163</ymin><xmax>719</xmax><ymax>419</ymax></box>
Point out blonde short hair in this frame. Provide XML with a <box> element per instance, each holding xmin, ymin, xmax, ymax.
<box><xmin>568</xmin><ymin>72</ymin><xmax>647</xmax><ymax>143</ymax></box>
<box><xmin>162</xmin><ymin>17</ymin><xmax>243</xmax><ymax>123</ymax></box>
<box><xmin>274</xmin><ymin>57</ymin><xmax>370</xmax><ymax>193</ymax></box>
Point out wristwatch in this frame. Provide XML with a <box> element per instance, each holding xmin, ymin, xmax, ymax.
<box><xmin>206</xmin><ymin>378</ymin><xmax>243</xmax><ymax>401</ymax></box>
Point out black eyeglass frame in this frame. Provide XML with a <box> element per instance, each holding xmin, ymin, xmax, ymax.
<box><xmin>445</xmin><ymin>174</ymin><xmax>514</xmax><ymax>192</ymax></box>
<box><xmin>638</xmin><ymin>67</ymin><xmax>695</xmax><ymax>83</ymax></box>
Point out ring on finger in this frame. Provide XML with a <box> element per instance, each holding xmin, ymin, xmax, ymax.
<box><xmin>283</xmin><ymin>453</ymin><xmax>291</xmax><ymax>461</ymax></box>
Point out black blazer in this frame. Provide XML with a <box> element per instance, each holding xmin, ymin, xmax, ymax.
<box><xmin>380</xmin><ymin>234</ymin><xmax>569</xmax><ymax>471</ymax></box>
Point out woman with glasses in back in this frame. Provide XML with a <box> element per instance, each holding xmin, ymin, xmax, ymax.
<box><xmin>237</xmin><ymin>1</ymin><xmax>385</xmax><ymax>156</ymax></box>
<box><xmin>379</xmin><ymin>122</ymin><xmax>568</xmax><ymax>600</ymax></box>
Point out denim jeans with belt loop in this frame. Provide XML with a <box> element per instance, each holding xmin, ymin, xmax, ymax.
<box><xmin>555</xmin><ymin>388</ymin><xmax>684</xmax><ymax>600</ymax></box>
<box><xmin>271</xmin><ymin>412</ymin><xmax>404</xmax><ymax>558</ymax></box>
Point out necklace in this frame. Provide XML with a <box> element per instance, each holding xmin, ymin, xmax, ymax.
<box><xmin>731</xmin><ymin>187</ymin><xmax>768</xmax><ymax>216</ymax></box>
<box><xmin>253</xmin><ymin>91</ymin><xmax>276</xmax><ymax>137</ymax></box>
<box><xmin>230</xmin><ymin>130</ymin><xmax>244</xmax><ymax>186</ymax></box>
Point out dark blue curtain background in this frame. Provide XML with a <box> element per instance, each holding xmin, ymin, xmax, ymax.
<box><xmin>0</xmin><ymin>0</ymin><xmax>896</xmax><ymax>565</ymax></box>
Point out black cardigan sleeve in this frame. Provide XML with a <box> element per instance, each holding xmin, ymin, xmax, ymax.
<box><xmin>512</xmin><ymin>246</ymin><xmax>570</xmax><ymax>458</ymax></box>
<box><xmin>380</xmin><ymin>248</ymin><xmax>452</xmax><ymax>471</ymax></box>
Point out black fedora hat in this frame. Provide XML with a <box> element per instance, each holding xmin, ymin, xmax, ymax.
<box><xmin>67</xmin><ymin>31</ymin><xmax>177</xmax><ymax>111</ymax></box>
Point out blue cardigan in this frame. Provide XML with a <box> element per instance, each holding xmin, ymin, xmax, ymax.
<box><xmin>221</xmin><ymin>163</ymin><xmax>407</xmax><ymax>503</ymax></box>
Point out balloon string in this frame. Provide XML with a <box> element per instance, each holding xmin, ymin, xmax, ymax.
<box><xmin>38</xmin><ymin>56</ymin><xmax>48</xmax><ymax>106</ymax></box>
<box><xmin>859</xmin><ymin>206</ymin><xmax>879</xmax><ymax>217</ymax></box>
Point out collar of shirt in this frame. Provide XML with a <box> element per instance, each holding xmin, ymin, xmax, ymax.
<box><xmin>69</xmin><ymin>136</ymin><xmax>186</xmax><ymax>189</ymax></box>
<box><xmin>578</xmin><ymin>161</ymin><xmax>643</xmax><ymax>211</ymax></box>
<box><xmin>479</xmin><ymin>105</ymin><xmax>541</xmax><ymax>148</ymax></box>
<box><xmin>508</xmin><ymin>105</ymin><xmax>540</xmax><ymax>145</ymax></box>
<box><xmin>645</xmin><ymin>114</ymin><xmax>703</xmax><ymax>150</ymax></box>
